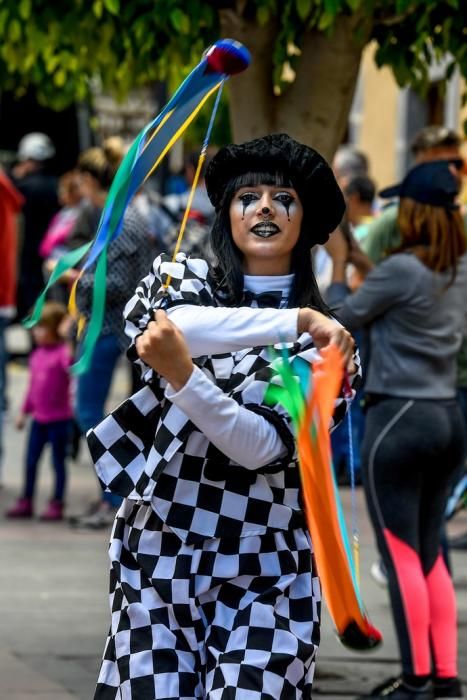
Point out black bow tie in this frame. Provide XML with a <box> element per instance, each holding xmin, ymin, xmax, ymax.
<box><xmin>242</xmin><ymin>290</ymin><xmax>286</xmax><ymax>308</ymax></box>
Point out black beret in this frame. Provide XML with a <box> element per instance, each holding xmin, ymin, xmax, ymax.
<box><xmin>205</xmin><ymin>133</ymin><xmax>345</xmax><ymax>244</ymax></box>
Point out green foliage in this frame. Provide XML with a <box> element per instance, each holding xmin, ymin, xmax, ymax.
<box><xmin>0</xmin><ymin>0</ymin><xmax>464</xmax><ymax>110</ymax></box>
<box><xmin>0</xmin><ymin>0</ymin><xmax>217</xmax><ymax>108</ymax></box>
<box><xmin>372</xmin><ymin>0</ymin><xmax>466</xmax><ymax>94</ymax></box>
<box><xmin>184</xmin><ymin>86</ymin><xmax>232</xmax><ymax>149</ymax></box>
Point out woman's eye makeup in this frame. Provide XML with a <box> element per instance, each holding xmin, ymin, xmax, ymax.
<box><xmin>239</xmin><ymin>192</ymin><xmax>259</xmax><ymax>204</ymax></box>
<box><xmin>275</xmin><ymin>192</ymin><xmax>294</xmax><ymax>205</ymax></box>
<box><xmin>237</xmin><ymin>190</ymin><xmax>296</xmax><ymax>219</ymax></box>
<box><xmin>239</xmin><ymin>192</ymin><xmax>260</xmax><ymax>217</ymax></box>
<box><xmin>274</xmin><ymin>192</ymin><xmax>295</xmax><ymax>219</ymax></box>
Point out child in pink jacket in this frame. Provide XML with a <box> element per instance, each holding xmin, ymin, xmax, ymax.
<box><xmin>7</xmin><ymin>302</ymin><xmax>73</xmax><ymax>520</ymax></box>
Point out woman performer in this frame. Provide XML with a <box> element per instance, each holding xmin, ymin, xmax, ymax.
<box><xmin>326</xmin><ymin>159</ymin><xmax>467</xmax><ymax>700</ymax></box>
<box><xmin>91</xmin><ymin>133</ymin><xmax>359</xmax><ymax>699</ymax></box>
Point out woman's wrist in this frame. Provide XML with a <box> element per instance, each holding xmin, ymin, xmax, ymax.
<box><xmin>165</xmin><ymin>362</ymin><xmax>194</xmax><ymax>392</ymax></box>
<box><xmin>298</xmin><ymin>307</ymin><xmax>313</xmax><ymax>334</ymax></box>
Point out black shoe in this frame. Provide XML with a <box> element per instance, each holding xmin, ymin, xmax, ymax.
<box><xmin>357</xmin><ymin>677</ymin><xmax>433</xmax><ymax>700</ymax></box>
<box><xmin>433</xmin><ymin>677</ymin><xmax>464</xmax><ymax>699</ymax></box>
<box><xmin>448</xmin><ymin>531</ymin><xmax>467</xmax><ymax>550</ymax></box>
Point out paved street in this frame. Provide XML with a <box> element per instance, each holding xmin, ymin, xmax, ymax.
<box><xmin>1</xmin><ymin>329</ymin><xmax>466</xmax><ymax>699</ymax></box>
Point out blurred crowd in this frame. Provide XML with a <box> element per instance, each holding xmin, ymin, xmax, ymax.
<box><xmin>0</xmin><ymin>125</ymin><xmax>465</xmax><ymax>547</ymax></box>
<box><xmin>324</xmin><ymin>126</ymin><xmax>467</xmax><ymax>561</ymax></box>
<box><xmin>0</xmin><ymin>131</ymin><xmax>216</xmax><ymax>527</ymax></box>
<box><xmin>0</xmin><ymin>123</ymin><xmax>466</xmax><ymax>698</ymax></box>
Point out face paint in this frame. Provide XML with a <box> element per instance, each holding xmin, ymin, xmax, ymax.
<box><xmin>229</xmin><ymin>184</ymin><xmax>303</xmax><ymax>274</ymax></box>
<box><xmin>238</xmin><ymin>190</ymin><xmax>296</xmax><ymax>221</ymax></box>
<box><xmin>275</xmin><ymin>192</ymin><xmax>295</xmax><ymax>221</ymax></box>
<box><xmin>239</xmin><ymin>192</ymin><xmax>259</xmax><ymax>219</ymax></box>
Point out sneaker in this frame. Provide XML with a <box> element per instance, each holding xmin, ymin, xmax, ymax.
<box><xmin>6</xmin><ymin>497</ymin><xmax>33</xmax><ymax>519</ymax></box>
<box><xmin>433</xmin><ymin>677</ymin><xmax>464</xmax><ymax>699</ymax></box>
<box><xmin>70</xmin><ymin>503</ymin><xmax>117</xmax><ymax>530</ymax></box>
<box><xmin>68</xmin><ymin>500</ymin><xmax>102</xmax><ymax>526</ymax></box>
<box><xmin>40</xmin><ymin>500</ymin><xmax>64</xmax><ymax>521</ymax></box>
<box><xmin>371</xmin><ymin>559</ymin><xmax>389</xmax><ymax>587</ymax></box>
<box><xmin>357</xmin><ymin>677</ymin><xmax>433</xmax><ymax>700</ymax></box>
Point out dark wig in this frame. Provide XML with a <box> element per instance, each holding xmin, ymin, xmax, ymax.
<box><xmin>210</xmin><ymin>170</ymin><xmax>331</xmax><ymax>315</ymax></box>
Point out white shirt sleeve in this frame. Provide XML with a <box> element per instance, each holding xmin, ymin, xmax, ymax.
<box><xmin>166</xmin><ymin>304</ymin><xmax>299</xmax><ymax>357</ymax></box>
<box><xmin>165</xmin><ymin>366</ymin><xmax>289</xmax><ymax>469</ymax></box>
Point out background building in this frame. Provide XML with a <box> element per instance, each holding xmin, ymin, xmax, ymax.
<box><xmin>347</xmin><ymin>42</ymin><xmax>466</xmax><ymax>188</ymax></box>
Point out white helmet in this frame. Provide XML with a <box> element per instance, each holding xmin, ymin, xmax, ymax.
<box><xmin>17</xmin><ymin>132</ymin><xmax>55</xmax><ymax>161</ymax></box>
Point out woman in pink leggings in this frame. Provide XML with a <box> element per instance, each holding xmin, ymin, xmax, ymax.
<box><xmin>327</xmin><ymin>158</ymin><xmax>467</xmax><ymax>700</ymax></box>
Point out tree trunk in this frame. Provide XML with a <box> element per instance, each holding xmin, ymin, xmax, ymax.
<box><xmin>219</xmin><ymin>9</ymin><xmax>373</xmax><ymax>161</ymax></box>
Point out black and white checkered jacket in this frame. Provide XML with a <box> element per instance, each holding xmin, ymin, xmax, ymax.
<box><xmin>87</xmin><ymin>254</ymin><xmax>360</xmax><ymax>543</ymax></box>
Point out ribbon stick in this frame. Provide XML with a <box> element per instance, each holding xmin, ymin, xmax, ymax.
<box><xmin>25</xmin><ymin>39</ymin><xmax>251</xmax><ymax>375</ymax></box>
<box><xmin>266</xmin><ymin>345</ymin><xmax>382</xmax><ymax>651</ymax></box>
<box><xmin>163</xmin><ymin>80</ymin><xmax>225</xmax><ymax>291</ymax></box>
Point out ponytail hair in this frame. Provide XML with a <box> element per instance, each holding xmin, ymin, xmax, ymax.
<box><xmin>77</xmin><ymin>136</ymin><xmax>125</xmax><ymax>190</ymax></box>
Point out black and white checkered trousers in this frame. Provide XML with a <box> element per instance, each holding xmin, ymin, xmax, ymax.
<box><xmin>95</xmin><ymin>499</ymin><xmax>321</xmax><ymax>700</ymax></box>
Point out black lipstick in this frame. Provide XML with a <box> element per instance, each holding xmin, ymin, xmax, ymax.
<box><xmin>250</xmin><ymin>223</ymin><xmax>280</xmax><ymax>238</ymax></box>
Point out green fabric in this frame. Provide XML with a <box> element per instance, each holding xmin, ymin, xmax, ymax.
<box><xmin>70</xmin><ymin>136</ymin><xmax>143</xmax><ymax>375</ymax></box>
<box><xmin>360</xmin><ymin>205</ymin><xmax>400</xmax><ymax>263</ymax></box>
<box><xmin>72</xmin><ymin>249</ymin><xmax>108</xmax><ymax>376</ymax></box>
<box><xmin>265</xmin><ymin>347</ymin><xmax>304</xmax><ymax>427</ymax></box>
<box><xmin>23</xmin><ymin>242</ymin><xmax>92</xmax><ymax>329</ymax></box>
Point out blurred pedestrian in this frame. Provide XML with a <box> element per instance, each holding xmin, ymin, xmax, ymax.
<box><xmin>41</xmin><ymin>169</ymin><xmax>84</xmax><ymax>305</ymax></box>
<box><xmin>6</xmin><ymin>302</ymin><xmax>73</xmax><ymax>521</ymax></box>
<box><xmin>161</xmin><ymin>149</ymin><xmax>216</xmax><ymax>261</ymax></box>
<box><xmin>326</xmin><ymin>160</ymin><xmax>467</xmax><ymax>700</ymax></box>
<box><xmin>67</xmin><ymin>138</ymin><xmax>157</xmax><ymax>529</ymax></box>
<box><xmin>10</xmin><ymin>132</ymin><xmax>59</xmax><ymax>318</ymax></box>
<box><xmin>65</xmin><ymin>138</ymin><xmax>124</xmax><ymax>252</ymax></box>
<box><xmin>327</xmin><ymin>174</ymin><xmax>376</xmax><ymax>485</ymax></box>
<box><xmin>333</xmin><ymin>144</ymin><xmax>369</xmax><ymax>187</ymax></box>
<box><xmin>40</xmin><ymin>170</ymin><xmax>83</xmax><ymax>261</ymax></box>
<box><xmin>164</xmin><ymin>150</ymin><xmax>215</xmax><ymax>222</ymax></box>
<box><xmin>314</xmin><ymin>146</ymin><xmax>372</xmax><ymax>291</ymax></box>
<box><xmin>360</xmin><ymin>125</ymin><xmax>467</xmax><ymax>562</ymax></box>
<box><xmin>362</xmin><ymin>125</ymin><xmax>463</xmax><ymax>264</ymax></box>
<box><xmin>344</xmin><ymin>175</ymin><xmax>376</xmax><ymax>245</ymax></box>
<box><xmin>0</xmin><ymin>169</ymin><xmax>24</xmax><ymax>486</ymax></box>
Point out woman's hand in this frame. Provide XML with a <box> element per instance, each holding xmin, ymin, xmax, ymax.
<box><xmin>298</xmin><ymin>307</ymin><xmax>356</xmax><ymax>371</ymax></box>
<box><xmin>135</xmin><ymin>309</ymin><xmax>194</xmax><ymax>391</ymax></box>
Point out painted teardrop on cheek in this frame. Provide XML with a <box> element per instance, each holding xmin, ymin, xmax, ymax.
<box><xmin>277</xmin><ymin>195</ymin><xmax>295</xmax><ymax>221</ymax></box>
<box><xmin>236</xmin><ymin>195</ymin><xmax>257</xmax><ymax>220</ymax></box>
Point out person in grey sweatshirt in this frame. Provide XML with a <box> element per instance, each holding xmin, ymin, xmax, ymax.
<box><xmin>326</xmin><ymin>159</ymin><xmax>467</xmax><ymax>700</ymax></box>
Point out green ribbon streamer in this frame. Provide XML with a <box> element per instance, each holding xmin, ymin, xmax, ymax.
<box><xmin>265</xmin><ymin>346</ymin><xmax>305</xmax><ymax>427</ymax></box>
<box><xmin>71</xmin><ymin>249</ymin><xmax>108</xmax><ymax>376</ymax></box>
<box><xmin>23</xmin><ymin>242</ymin><xmax>92</xmax><ymax>329</ymax></box>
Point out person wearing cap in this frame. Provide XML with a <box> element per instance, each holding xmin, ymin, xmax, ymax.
<box><xmin>11</xmin><ymin>132</ymin><xmax>59</xmax><ymax>319</ymax></box>
<box><xmin>325</xmin><ymin>160</ymin><xmax>467</xmax><ymax>700</ymax></box>
<box><xmin>361</xmin><ymin>125</ymin><xmax>464</xmax><ymax>266</ymax></box>
<box><xmin>91</xmin><ymin>133</ymin><xmax>359</xmax><ymax>699</ymax></box>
